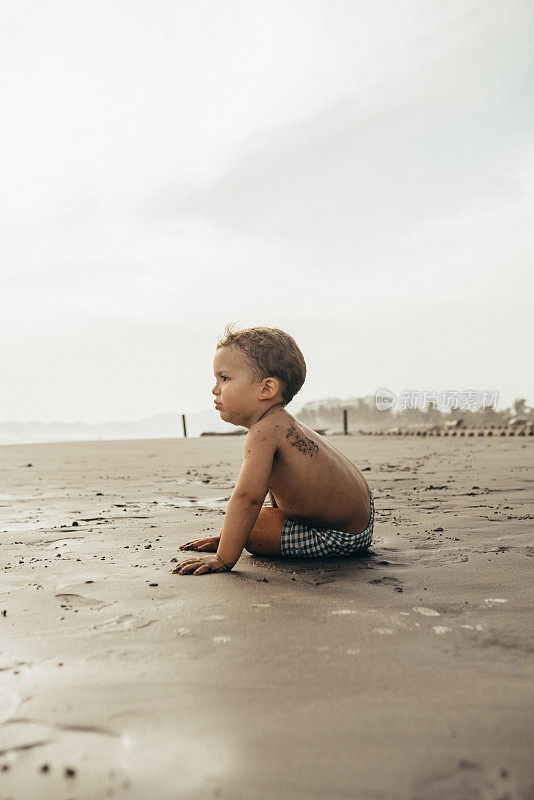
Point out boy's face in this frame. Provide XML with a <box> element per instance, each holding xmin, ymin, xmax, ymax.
<box><xmin>212</xmin><ymin>345</ymin><xmax>270</xmax><ymax>427</ymax></box>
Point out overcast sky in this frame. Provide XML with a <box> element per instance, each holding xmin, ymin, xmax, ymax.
<box><xmin>2</xmin><ymin>0</ymin><xmax>533</xmax><ymax>423</ymax></box>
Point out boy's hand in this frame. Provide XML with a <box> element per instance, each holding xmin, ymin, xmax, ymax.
<box><xmin>179</xmin><ymin>536</ymin><xmax>220</xmax><ymax>552</ymax></box>
<box><xmin>171</xmin><ymin>556</ymin><xmax>230</xmax><ymax>575</ymax></box>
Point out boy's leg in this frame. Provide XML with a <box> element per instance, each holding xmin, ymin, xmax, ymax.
<box><xmin>244</xmin><ymin>508</ymin><xmax>286</xmax><ymax>556</ymax></box>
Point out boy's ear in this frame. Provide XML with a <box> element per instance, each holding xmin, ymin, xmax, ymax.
<box><xmin>260</xmin><ymin>377</ymin><xmax>280</xmax><ymax>399</ymax></box>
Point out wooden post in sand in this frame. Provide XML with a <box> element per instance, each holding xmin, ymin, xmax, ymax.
<box><xmin>343</xmin><ymin>409</ymin><xmax>349</xmax><ymax>435</ymax></box>
<box><xmin>181</xmin><ymin>414</ymin><xmax>187</xmax><ymax>438</ymax></box>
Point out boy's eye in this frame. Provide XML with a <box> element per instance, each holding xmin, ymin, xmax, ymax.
<box><xmin>221</xmin><ymin>376</ymin><xmax>228</xmax><ymax>381</ymax></box>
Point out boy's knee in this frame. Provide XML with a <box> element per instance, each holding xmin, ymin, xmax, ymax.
<box><xmin>244</xmin><ymin>532</ymin><xmax>270</xmax><ymax>555</ymax></box>
<box><xmin>244</xmin><ymin>536</ymin><xmax>259</xmax><ymax>554</ymax></box>
<box><xmin>244</xmin><ymin>515</ymin><xmax>265</xmax><ymax>553</ymax></box>
<box><xmin>244</xmin><ymin>508</ymin><xmax>284</xmax><ymax>556</ymax></box>
<box><xmin>244</xmin><ymin>537</ymin><xmax>256</xmax><ymax>554</ymax></box>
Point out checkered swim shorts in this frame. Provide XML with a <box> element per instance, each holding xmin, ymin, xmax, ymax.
<box><xmin>280</xmin><ymin>490</ymin><xmax>374</xmax><ymax>558</ymax></box>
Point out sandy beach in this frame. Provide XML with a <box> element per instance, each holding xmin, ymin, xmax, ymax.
<box><xmin>1</xmin><ymin>434</ymin><xmax>533</xmax><ymax>799</ymax></box>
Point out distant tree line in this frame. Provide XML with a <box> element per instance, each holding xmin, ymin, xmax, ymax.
<box><xmin>295</xmin><ymin>397</ymin><xmax>533</xmax><ymax>431</ymax></box>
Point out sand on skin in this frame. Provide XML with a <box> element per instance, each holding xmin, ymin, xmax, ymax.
<box><xmin>0</xmin><ymin>434</ymin><xmax>533</xmax><ymax>799</ymax></box>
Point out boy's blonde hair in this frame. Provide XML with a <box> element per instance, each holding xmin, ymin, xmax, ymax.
<box><xmin>217</xmin><ymin>324</ymin><xmax>306</xmax><ymax>404</ymax></box>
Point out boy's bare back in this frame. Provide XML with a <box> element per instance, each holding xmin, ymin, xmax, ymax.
<box><xmin>258</xmin><ymin>409</ymin><xmax>371</xmax><ymax>536</ymax></box>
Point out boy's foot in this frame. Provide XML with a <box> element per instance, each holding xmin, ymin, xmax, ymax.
<box><xmin>179</xmin><ymin>536</ymin><xmax>220</xmax><ymax>552</ymax></box>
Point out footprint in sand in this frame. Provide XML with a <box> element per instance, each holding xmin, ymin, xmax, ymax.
<box><xmin>31</xmin><ymin>536</ymin><xmax>85</xmax><ymax>548</ymax></box>
<box><xmin>368</xmin><ymin>576</ymin><xmax>401</xmax><ymax>586</ymax></box>
<box><xmin>92</xmin><ymin>614</ymin><xmax>156</xmax><ymax>632</ymax></box>
<box><xmin>55</xmin><ymin>593</ymin><xmax>109</xmax><ymax>609</ymax></box>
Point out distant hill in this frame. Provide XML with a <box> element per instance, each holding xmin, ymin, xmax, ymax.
<box><xmin>3</xmin><ymin>395</ymin><xmax>529</xmax><ymax>445</ymax></box>
<box><xmin>0</xmin><ymin>408</ymin><xmax>236</xmax><ymax>445</ymax></box>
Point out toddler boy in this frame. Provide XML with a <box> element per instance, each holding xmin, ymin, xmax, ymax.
<box><xmin>172</xmin><ymin>325</ymin><xmax>374</xmax><ymax>575</ymax></box>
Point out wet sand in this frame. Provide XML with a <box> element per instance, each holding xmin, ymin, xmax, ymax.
<box><xmin>1</xmin><ymin>435</ymin><xmax>533</xmax><ymax>799</ymax></box>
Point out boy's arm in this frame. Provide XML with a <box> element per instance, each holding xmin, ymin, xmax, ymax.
<box><xmin>216</xmin><ymin>427</ymin><xmax>276</xmax><ymax>568</ymax></box>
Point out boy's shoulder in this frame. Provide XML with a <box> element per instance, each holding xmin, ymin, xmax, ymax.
<box><xmin>247</xmin><ymin>408</ymin><xmax>294</xmax><ymax>445</ymax></box>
